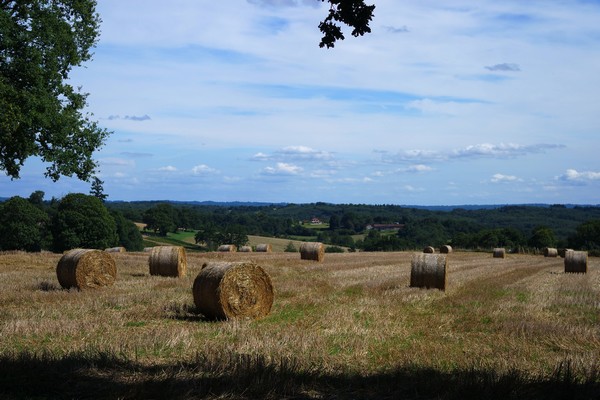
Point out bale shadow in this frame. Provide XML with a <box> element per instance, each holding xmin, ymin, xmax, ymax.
<box><xmin>35</xmin><ymin>280</ymin><xmax>61</xmax><ymax>292</ymax></box>
<box><xmin>163</xmin><ymin>302</ymin><xmax>209</xmax><ymax>322</ymax></box>
<box><xmin>0</xmin><ymin>351</ymin><xmax>597</xmax><ymax>400</ymax></box>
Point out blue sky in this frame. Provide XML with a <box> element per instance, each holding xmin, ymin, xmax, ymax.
<box><xmin>2</xmin><ymin>0</ymin><xmax>600</xmax><ymax>205</ymax></box>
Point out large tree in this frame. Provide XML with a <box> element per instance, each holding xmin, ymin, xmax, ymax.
<box><xmin>51</xmin><ymin>193</ymin><xmax>117</xmax><ymax>252</ymax></box>
<box><xmin>0</xmin><ymin>0</ymin><xmax>109</xmax><ymax>181</ymax></box>
<box><xmin>143</xmin><ymin>203</ymin><xmax>177</xmax><ymax>236</ymax></box>
<box><xmin>0</xmin><ymin>196</ymin><xmax>49</xmax><ymax>251</ymax></box>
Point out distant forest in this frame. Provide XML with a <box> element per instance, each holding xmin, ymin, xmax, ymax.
<box><xmin>108</xmin><ymin>200</ymin><xmax>600</xmax><ymax>254</ymax></box>
<box><xmin>2</xmin><ymin>193</ymin><xmax>600</xmax><ymax>254</ymax></box>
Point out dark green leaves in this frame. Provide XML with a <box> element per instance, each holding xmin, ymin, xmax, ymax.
<box><xmin>319</xmin><ymin>0</ymin><xmax>375</xmax><ymax>48</ymax></box>
<box><xmin>0</xmin><ymin>0</ymin><xmax>109</xmax><ymax>181</ymax></box>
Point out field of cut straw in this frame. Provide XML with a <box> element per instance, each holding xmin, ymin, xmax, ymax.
<box><xmin>0</xmin><ymin>250</ymin><xmax>598</xmax><ymax>399</ymax></box>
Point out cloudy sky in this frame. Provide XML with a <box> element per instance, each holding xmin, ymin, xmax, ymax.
<box><xmin>2</xmin><ymin>0</ymin><xmax>600</xmax><ymax>205</ymax></box>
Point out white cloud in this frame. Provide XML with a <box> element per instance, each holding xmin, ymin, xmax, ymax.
<box><xmin>403</xmin><ymin>185</ymin><xmax>424</xmax><ymax>192</ymax></box>
<box><xmin>251</xmin><ymin>152</ymin><xmax>270</xmax><ymax>161</ymax></box>
<box><xmin>262</xmin><ymin>162</ymin><xmax>302</xmax><ymax>175</ymax></box>
<box><xmin>280</xmin><ymin>145</ymin><xmax>333</xmax><ymax>160</ymax></box>
<box><xmin>451</xmin><ymin>143</ymin><xmax>559</xmax><ymax>159</ymax></box>
<box><xmin>558</xmin><ymin>169</ymin><xmax>600</xmax><ymax>182</ymax></box>
<box><xmin>380</xmin><ymin>143</ymin><xmax>564</xmax><ymax>164</ymax></box>
<box><xmin>158</xmin><ymin>165</ymin><xmax>177</xmax><ymax>172</ymax></box>
<box><xmin>491</xmin><ymin>173</ymin><xmax>521</xmax><ymax>183</ymax></box>
<box><xmin>191</xmin><ymin>164</ymin><xmax>218</xmax><ymax>175</ymax></box>
<box><xmin>406</xmin><ymin>164</ymin><xmax>433</xmax><ymax>173</ymax></box>
<box><xmin>254</xmin><ymin>146</ymin><xmax>334</xmax><ymax>162</ymax></box>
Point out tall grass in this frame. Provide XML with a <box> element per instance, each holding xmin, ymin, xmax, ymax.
<box><xmin>0</xmin><ymin>250</ymin><xmax>598</xmax><ymax>399</ymax></box>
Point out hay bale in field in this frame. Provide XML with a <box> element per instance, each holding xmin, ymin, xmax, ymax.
<box><xmin>193</xmin><ymin>261</ymin><xmax>274</xmax><ymax>320</ymax></box>
<box><xmin>410</xmin><ymin>253</ymin><xmax>447</xmax><ymax>291</ymax></box>
<box><xmin>558</xmin><ymin>248</ymin><xmax>572</xmax><ymax>258</ymax></box>
<box><xmin>423</xmin><ymin>246</ymin><xmax>435</xmax><ymax>254</ymax></box>
<box><xmin>440</xmin><ymin>245</ymin><xmax>453</xmax><ymax>254</ymax></box>
<box><xmin>564</xmin><ymin>250</ymin><xmax>587</xmax><ymax>273</ymax></box>
<box><xmin>239</xmin><ymin>246</ymin><xmax>253</xmax><ymax>253</ymax></box>
<box><xmin>255</xmin><ymin>243</ymin><xmax>272</xmax><ymax>253</ymax></box>
<box><xmin>143</xmin><ymin>247</ymin><xmax>153</xmax><ymax>252</ymax></box>
<box><xmin>544</xmin><ymin>247</ymin><xmax>558</xmax><ymax>257</ymax></box>
<box><xmin>56</xmin><ymin>249</ymin><xmax>116</xmax><ymax>290</ymax></box>
<box><xmin>105</xmin><ymin>246</ymin><xmax>125</xmax><ymax>253</ymax></box>
<box><xmin>300</xmin><ymin>242</ymin><xmax>325</xmax><ymax>262</ymax></box>
<box><xmin>148</xmin><ymin>246</ymin><xmax>187</xmax><ymax>277</ymax></box>
<box><xmin>493</xmin><ymin>248</ymin><xmax>506</xmax><ymax>258</ymax></box>
<box><xmin>217</xmin><ymin>244</ymin><xmax>237</xmax><ymax>252</ymax></box>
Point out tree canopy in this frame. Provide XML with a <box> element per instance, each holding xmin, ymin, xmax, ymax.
<box><xmin>319</xmin><ymin>0</ymin><xmax>375</xmax><ymax>48</ymax></box>
<box><xmin>51</xmin><ymin>193</ymin><xmax>117</xmax><ymax>252</ymax></box>
<box><xmin>0</xmin><ymin>196</ymin><xmax>49</xmax><ymax>251</ymax></box>
<box><xmin>0</xmin><ymin>0</ymin><xmax>109</xmax><ymax>181</ymax></box>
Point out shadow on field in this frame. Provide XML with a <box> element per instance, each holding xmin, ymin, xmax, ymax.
<box><xmin>0</xmin><ymin>352</ymin><xmax>598</xmax><ymax>400</ymax></box>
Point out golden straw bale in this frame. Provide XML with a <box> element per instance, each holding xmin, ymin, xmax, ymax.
<box><xmin>239</xmin><ymin>246</ymin><xmax>253</xmax><ymax>253</ymax></box>
<box><xmin>440</xmin><ymin>245</ymin><xmax>453</xmax><ymax>254</ymax></box>
<box><xmin>493</xmin><ymin>248</ymin><xmax>506</xmax><ymax>258</ymax></box>
<box><xmin>148</xmin><ymin>246</ymin><xmax>187</xmax><ymax>277</ymax></box>
<box><xmin>105</xmin><ymin>246</ymin><xmax>125</xmax><ymax>253</ymax></box>
<box><xmin>564</xmin><ymin>250</ymin><xmax>587</xmax><ymax>273</ymax></box>
<box><xmin>193</xmin><ymin>261</ymin><xmax>274</xmax><ymax>320</ymax></box>
<box><xmin>217</xmin><ymin>244</ymin><xmax>237</xmax><ymax>252</ymax></box>
<box><xmin>543</xmin><ymin>247</ymin><xmax>558</xmax><ymax>257</ymax></box>
<box><xmin>410</xmin><ymin>253</ymin><xmax>447</xmax><ymax>291</ymax></box>
<box><xmin>423</xmin><ymin>246</ymin><xmax>435</xmax><ymax>254</ymax></box>
<box><xmin>255</xmin><ymin>244</ymin><xmax>272</xmax><ymax>253</ymax></box>
<box><xmin>56</xmin><ymin>249</ymin><xmax>116</xmax><ymax>290</ymax></box>
<box><xmin>300</xmin><ymin>242</ymin><xmax>325</xmax><ymax>262</ymax></box>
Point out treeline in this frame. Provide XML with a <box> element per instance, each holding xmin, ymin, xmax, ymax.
<box><xmin>0</xmin><ymin>192</ymin><xmax>144</xmax><ymax>252</ymax></box>
<box><xmin>2</xmin><ymin>193</ymin><xmax>600</xmax><ymax>255</ymax></box>
<box><xmin>108</xmin><ymin>200</ymin><xmax>600</xmax><ymax>254</ymax></box>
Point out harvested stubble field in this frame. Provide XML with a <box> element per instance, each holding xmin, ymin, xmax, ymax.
<box><xmin>0</xmin><ymin>250</ymin><xmax>598</xmax><ymax>399</ymax></box>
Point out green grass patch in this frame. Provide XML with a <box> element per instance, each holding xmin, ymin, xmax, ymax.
<box><xmin>260</xmin><ymin>303</ymin><xmax>319</xmax><ymax>325</ymax></box>
<box><xmin>142</xmin><ymin>232</ymin><xmax>203</xmax><ymax>251</ymax></box>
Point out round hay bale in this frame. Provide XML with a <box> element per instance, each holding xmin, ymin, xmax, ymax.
<box><xmin>255</xmin><ymin>243</ymin><xmax>272</xmax><ymax>253</ymax></box>
<box><xmin>148</xmin><ymin>246</ymin><xmax>187</xmax><ymax>277</ymax></box>
<box><xmin>105</xmin><ymin>246</ymin><xmax>125</xmax><ymax>253</ymax></box>
<box><xmin>239</xmin><ymin>246</ymin><xmax>253</xmax><ymax>253</ymax></box>
<box><xmin>410</xmin><ymin>253</ymin><xmax>447</xmax><ymax>291</ymax></box>
<box><xmin>217</xmin><ymin>244</ymin><xmax>237</xmax><ymax>252</ymax></box>
<box><xmin>423</xmin><ymin>246</ymin><xmax>435</xmax><ymax>254</ymax></box>
<box><xmin>440</xmin><ymin>245</ymin><xmax>453</xmax><ymax>254</ymax></box>
<box><xmin>56</xmin><ymin>249</ymin><xmax>116</xmax><ymax>290</ymax></box>
<box><xmin>543</xmin><ymin>247</ymin><xmax>558</xmax><ymax>257</ymax></box>
<box><xmin>193</xmin><ymin>261</ymin><xmax>274</xmax><ymax>320</ymax></box>
<box><xmin>564</xmin><ymin>250</ymin><xmax>587</xmax><ymax>273</ymax></box>
<box><xmin>300</xmin><ymin>242</ymin><xmax>325</xmax><ymax>262</ymax></box>
<box><xmin>493</xmin><ymin>248</ymin><xmax>506</xmax><ymax>258</ymax></box>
